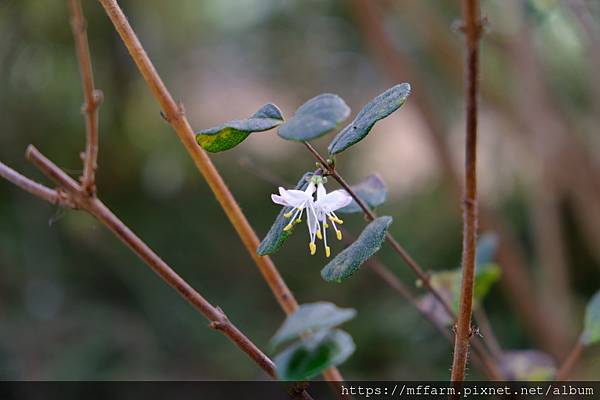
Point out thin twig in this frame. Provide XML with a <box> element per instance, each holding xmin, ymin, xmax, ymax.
<box><xmin>555</xmin><ymin>340</ymin><xmax>585</xmax><ymax>381</ymax></box>
<box><xmin>95</xmin><ymin>0</ymin><xmax>346</xmax><ymax>385</ymax></box>
<box><xmin>366</xmin><ymin>257</ymin><xmax>499</xmax><ymax>379</ymax></box>
<box><xmin>0</xmin><ymin>146</ymin><xmax>277</xmax><ymax>379</ymax></box>
<box><xmin>0</xmin><ymin>161</ymin><xmax>65</xmax><ymax>206</ymax></box>
<box><xmin>350</xmin><ymin>0</ymin><xmax>561</xmax><ymax>355</ymax></box>
<box><xmin>305</xmin><ymin>142</ymin><xmax>453</xmax><ymax>317</ymax></box>
<box><xmin>68</xmin><ymin>0</ymin><xmax>103</xmax><ymax>194</ymax></box>
<box><xmin>450</xmin><ymin>0</ymin><xmax>481</xmax><ymax>383</ymax></box>
<box><xmin>304</xmin><ymin>143</ymin><xmax>502</xmax><ymax>380</ymax></box>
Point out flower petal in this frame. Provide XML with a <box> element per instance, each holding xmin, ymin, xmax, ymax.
<box><xmin>306</xmin><ymin>202</ymin><xmax>319</xmax><ymax>240</ymax></box>
<box><xmin>281</xmin><ymin>189</ymin><xmax>311</xmax><ymax>208</ymax></box>
<box><xmin>316</xmin><ymin>189</ymin><xmax>353</xmax><ymax>211</ymax></box>
<box><xmin>316</xmin><ymin>182</ymin><xmax>327</xmax><ymax>201</ymax></box>
<box><xmin>271</xmin><ymin>194</ymin><xmax>289</xmax><ymax>206</ymax></box>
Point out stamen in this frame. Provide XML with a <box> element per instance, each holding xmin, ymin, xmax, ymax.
<box><xmin>316</xmin><ymin>229</ymin><xmax>323</xmax><ymax>240</ymax></box>
<box><xmin>336</xmin><ymin>230</ymin><xmax>342</xmax><ymax>240</ymax></box>
<box><xmin>284</xmin><ymin>211</ymin><xmax>294</xmax><ymax>218</ymax></box>
<box><xmin>309</xmin><ymin>242</ymin><xmax>316</xmax><ymax>255</ymax></box>
<box><xmin>322</xmin><ymin>220</ymin><xmax>329</xmax><ymax>257</ymax></box>
<box><xmin>324</xmin><ymin>222</ymin><xmax>329</xmax><ymax>229</ymax></box>
<box><xmin>283</xmin><ymin>223</ymin><xmax>293</xmax><ymax>231</ymax></box>
<box><xmin>329</xmin><ymin>216</ymin><xmax>344</xmax><ymax>225</ymax></box>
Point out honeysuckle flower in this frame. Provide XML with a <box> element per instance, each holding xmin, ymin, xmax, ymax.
<box><xmin>271</xmin><ymin>179</ymin><xmax>316</xmax><ymax>234</ymax></box>
<box><xmin>271</xmin><ymin>175</ymin><xmax>352</xmax><ymax>257</ymax></box>
<box><xmin>312</xmin><ymin>178</ymin><xmax>352</xmax><ymax>257</ymax></box>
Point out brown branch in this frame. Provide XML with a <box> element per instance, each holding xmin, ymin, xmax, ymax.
<box><xmin>95</xmin><ymin>0</ymin><xmax>346</xmax><ymax>385</ymax></box>
<box><xmin>68</xmin><ymin>0</ymin><xmax>103</xmax><ymax>194</ymax></box>
<box><xmin>555</xmin><ymin>340</ymin><xmax>585</xmax><ymax>381</ymax></box>
<box><xmin>350</xmin><ymin>0</ymin><xmax>562</xmax><ymax>355</ymax></box>
<box><xmin>0</xmin><ymin>161</ymin><xmax>66</xmax><ymax>206</ymax></box>
<box><xmin>450</xmin><ymin>0</ymin><xmax>481</xmax><ymax>383</ymax></box>
<box><xmin>365</xmin><ymin>256</ymin><xmax>501</xmax><ymax>379</ymax></box>
<box><xmin>306</xmin><ymin>142</ymin><xmax>454</xmax><ymax>317</ymax></box>
<box><xmin>305</xmin><ymin>143</ymin><xmax>502</xmax><ymax>381</ymax></box>
<box><xmin>0</xmin><ymin>146</ymin><xmax>277</xmax><ymax>379</ymax></box>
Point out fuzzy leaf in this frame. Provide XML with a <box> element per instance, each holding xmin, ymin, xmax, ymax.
<box><xmin>582</xmin><ymin>289</ymin><xmax>600</xmax><ymax>345</ymax></box>
<box><xmin>257</xmin><ymin>173</ymin><xmax>312</xmax><ymax>256</ymax></box>
<box><xmin>271</xmin><ymin>302</ymin><xmax>356</xmax><ymax>348</ymax></box>
<box><xmin>328</xmin><ymin>83</ymin><xmax>411</xmax><ymax>155</ymax></box>
<box><xmin>337</xmin><ymin>174</ymin><xmax>387</xmax><ymax>214</ymax></box>
<box><xmin>321</xmin><ymin>216</ymin><xmax>392</xmax><ymax>283</ymax></box>
<box><xmin>274</xmin><ymin>329</ymin><xmax>355</xmax><ymax>381</ymax></box>
<box><xmin>499</xmin><ymin>350</ymin><xmax>556</xmax><ymax>381</ymax></box>
<box><xmin>278</xmin><ymin>94</ymin><xmax>350</xmax><ymax>141</ymax></box>
<box><xmin>196</xmin><ymin>103</ymin><xmax>283</xmax><ymax>152</ymax></box>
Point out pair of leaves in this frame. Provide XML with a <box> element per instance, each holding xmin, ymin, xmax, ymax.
<box><xmin>196</xmin><ymin>103</ymin><xmax>284</xmax><ymax>152</ymax></box>
<box><xmin>321</xmin><ymin>216</ymin><xmax>393</xmax><ymax>283</ymax></box>
<box><xmin>278</xmin><ymin>83</ymin><xmax>411</xmax><ymax>155</ymax></box>
<box><xmin>272</xmin><ymin>302</ymin><xmax>356</xmax><ymax>381</ymax></box>
<box><xmin>257</xmin><ymin>173</ymin><xmax>312</xmax><ymax>256</ymax></box>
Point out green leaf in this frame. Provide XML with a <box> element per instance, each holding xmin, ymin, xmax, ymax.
<box><xmin>499</xmin><ymin>350</ymin><xmax>556</xmax><ymax>381</ymax></box>
<box><xmin>196</xmin><ymin>103</ymin><xmax>283</xmax><ymax>152</ymax></box>
<box><xmin>321</xmin><ymin>216</ymin><xmax>392</xmax><ymax>283</ymax></box>
<box><xmin>337</xmin><ymin>174</ymin><xmax>387</xmax><ymax>214</ymax></box>
<box><xmin>328</xmin><ymin>83</ymin><xmax>411</xmax><ymax>155</ymax></box>
<box><xmin>472</xmin><ymin>263</ymin><xmax>501</xmax><ymax>307</ymax></box>
<box><xmin>271</xmin><ymin>302</ymin><xmax>356</xmax><ymax>348</ymax></box>
<box><xmin>257</xmin><ymin>173</ymin><xmax>312</xmax><ymax>256</ymax></box>
<box><xmin>582</xmin><ymin>289</ymin><xmax>600</xmax><ymax>345</ymax></box>
<box><xmin>421</xmin><ymin>262</ymin><xmax>501</xmax><ymax>323</ymax></box>
<box><xmin>274</xmin><ymin>329</ymin><xmax>355</xmax><ymax>381</ymax></box>
<box><xmin>278</xmin><ymin>94</ymin><xmax>350</xmax><ymax>141</ymax></box>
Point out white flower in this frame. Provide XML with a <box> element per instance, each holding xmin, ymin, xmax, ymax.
<box><xmin>271</xmin><ymin>179</ymin><xmax>316</xmax><ymax>233</ymax></box>
<box><xmin>311</xmin><ymin>179</ymin><xmax>352</xmax><ymax>257</ymax></box>
<box><xmin>271</xmin><ymin>175</ymin><xmax>352</xmax><ymax>257</ymax></box>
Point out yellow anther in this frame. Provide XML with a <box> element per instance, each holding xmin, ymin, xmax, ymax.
<box><xmin>284</xmin><ymin>211</ymin><xmax>294</xmax><ymax>218</ymax></box>
<box><xmin>324</xmin><ymin>222</ymin><xmax>329</xmax><ymax>229</ymax></box>
<box><xmin>325</xmin><ymin>246</ymin><xmax>331</xmax><ymax>258</ymax></box>
<box><xmin>316</xmin><ymin>229</ymin><xmax>323</xmax><ymax>240</ymax></box>
<box><xmin>309</xmin><ymin>242</ymin><xmax>316</xmax><ymax>255</ymax></box>
<box><xmin>283</xmin><ymin>223</ymin><xmax>293</xmax><ymax>232</ymax></box>
<box><xmin>336</xmin><ymin>230</ymin><xmax>342</xmax><ymax>240</ymax></box>
<box><xmin>329</xmin><ymin>216</ymin><xmax>344</xmax><ymax>224</ymax></box>
<box><xmin>295</xmin><ymin>218</ymin><xmax>302</xmax><ymax>224</ymax></box>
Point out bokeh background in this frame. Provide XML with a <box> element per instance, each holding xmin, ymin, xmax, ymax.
<box><xmin>1</xmin><ymin>0</ymin><xmax>599</xmax><ymax>380</ymax></box>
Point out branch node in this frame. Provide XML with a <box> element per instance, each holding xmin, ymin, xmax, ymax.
<box><xmin>209</xmin><ymin>306</ymin><xmax>230</xmax><ymax>330</ymax></box>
